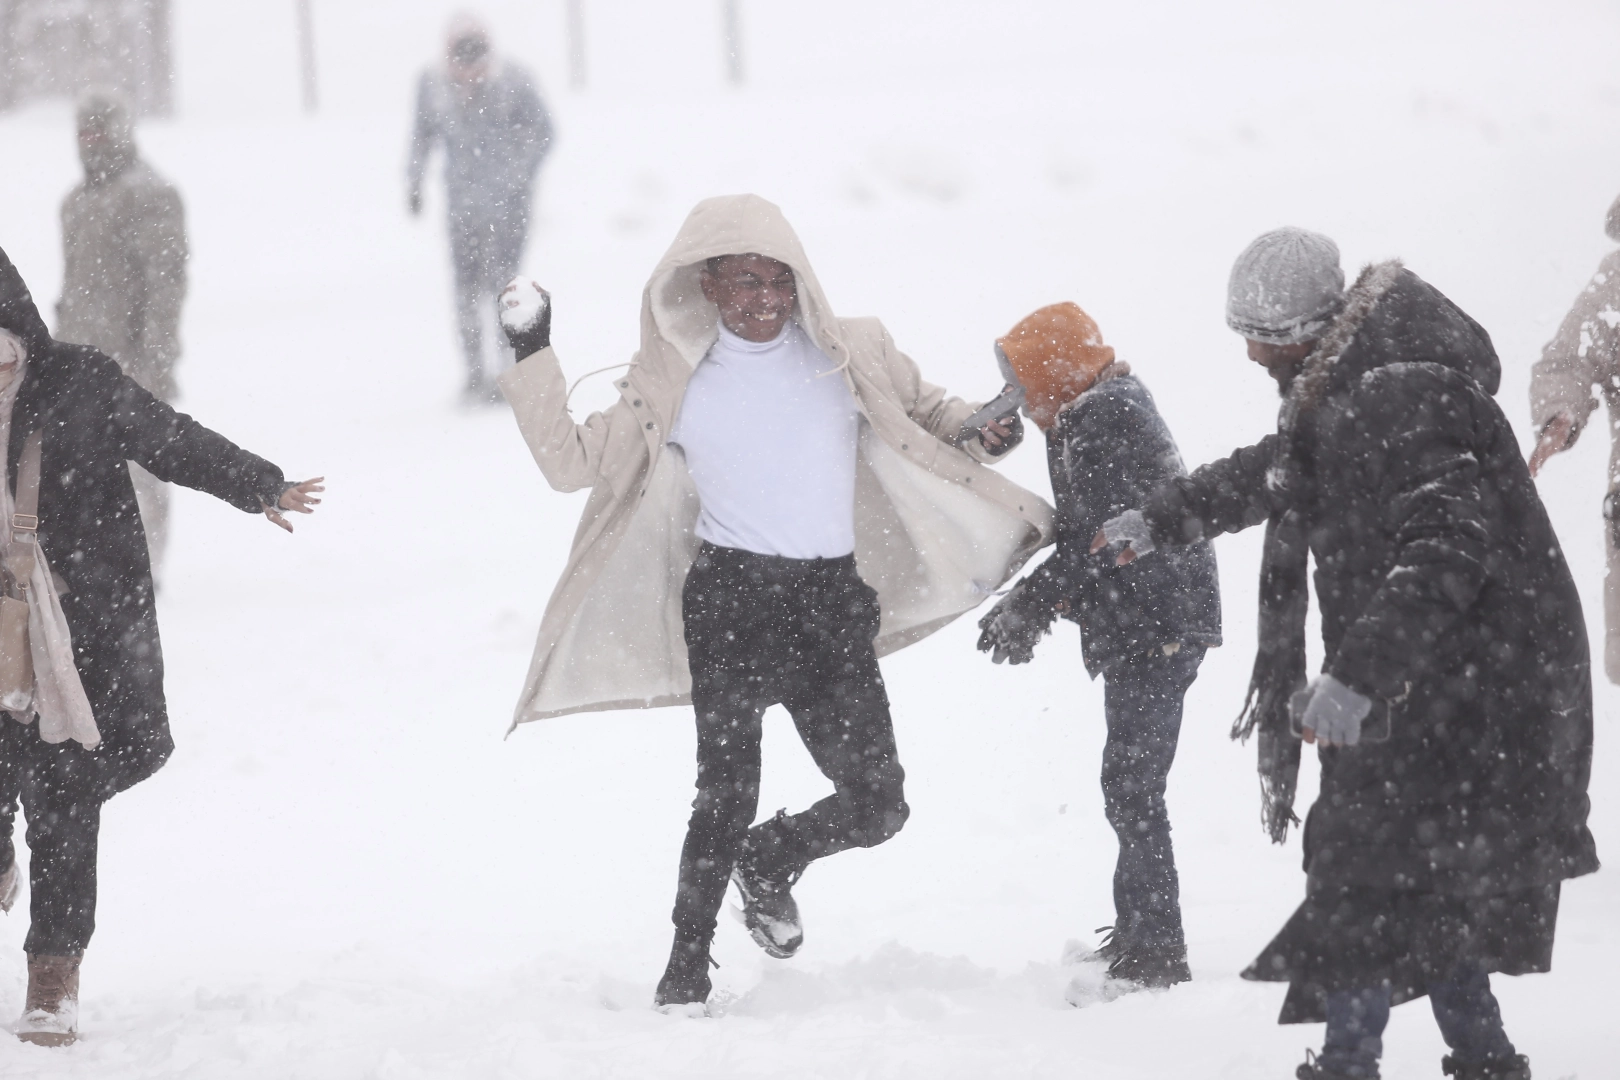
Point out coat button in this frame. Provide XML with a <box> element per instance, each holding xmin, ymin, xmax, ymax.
<box><xmin>901</xmin><ymin>443</ymin><xmax>908</xmax><ymax>450</ymax></box>
<box><xmin>620</xmin><ymin>381</ymin><xmax>629</xmax><ymax>388</ymax></box>
<box><xmin>633</xmin><ymin>399</ymin><xmax>642</xmax><ymax>406</ymax></box>
<box><xmin>645</xmin><ymin>422</ymin><xmax>654</xmax><ymax>430</ymax></box>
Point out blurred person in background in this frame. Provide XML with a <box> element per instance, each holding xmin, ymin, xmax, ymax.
<box><xmin>1527</xmin><ymin>190</ymin><xmax>1620</xmax><ymax>683</ymax></box>
<box><xmin>407</xmin><ymin>13</ymin><xmax>554</xmax><ymax>405</ymax></box>
<box><xmin>56</xmin><ymin>89</ymin><xmax>187</xmax><ymax>583</ymax></box>
<box><xmin>975</xmin><ymin>302</ymin><xmax>1220</xmax><ymax>997</ymax></box>
<box><xmin>1097</xmin><ymin>228</ymin><xmax>1595</xmax><ymax>1080</ymax></box>
<box><xmin>0</xmin><ymin>248</ymin><xmax>323</xmax><ymax>1047</ymax></box>
<box><xmin>494</xmin><ymin>194</ymin><xmax>1046</xmax><ymax>1014</ymax></box>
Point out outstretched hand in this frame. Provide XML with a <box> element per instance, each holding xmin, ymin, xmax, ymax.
<box><xmin>262</xmin><ymin>477</ymin><xmax>324</xmax><ymax>533</ymax></box>
<box><xmin>499</xmin><ymin>278</ymin><xmax>552</xmax><ymax>359</ymax></box>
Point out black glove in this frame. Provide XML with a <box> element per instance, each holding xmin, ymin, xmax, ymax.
<box><xmin>499</xmin><ymin>279</ymin><xmax>552</xmax><ymax>358</ymax></box>
<box><xmin>981</xmin><ymin>410</ymin><xmax>1024</xmax><ymax>457</ymax></box>
<box><xmin>975</xmin><ymin>580</ymin><xmax>1051</xmax><ymax>664</ymax></box>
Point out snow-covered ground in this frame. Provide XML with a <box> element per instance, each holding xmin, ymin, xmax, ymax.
<box><xmin>0</xmin><ymin>1</ymin><xmax>1618</xmax><ymax>1076</ymax></box>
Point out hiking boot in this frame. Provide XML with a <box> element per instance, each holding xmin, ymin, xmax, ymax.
<box><xmin>653</xmin><ymin>933</ymin><xmax>714</xmax><ymax>1014</ymax></box>
<box><xmin>1105</xmin><ymin>944</ymin><xmax>1190</xmax><ymax>990</ymax></box>
<box><xmin>730</xmin><ymin>860</ymin><xmax>803</xmax><ymax>959</ymax></box>
<box><xmin>1296</xmin><ymin>1049</ymin><xmax>1374</xmax><ymax>1080</ymax></box>
<box><xmin>1441</xmin><ymin>1054</ymin><xmax>1531</xmax><ymax>1080</ymax></box>
<box><xmin>17</xmin><ymin>953</ymin><xmax>80</xmax><ymax>1047</ymax></box>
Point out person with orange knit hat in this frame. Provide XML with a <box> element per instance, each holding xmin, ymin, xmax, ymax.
<box><xmin>977</xmin><ymin>302</ymin><xmax>1220</xmax><ymax>995</ymax></box>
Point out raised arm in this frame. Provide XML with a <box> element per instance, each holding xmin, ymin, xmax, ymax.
<box><xmin>1140</xmin><ymin>435</ymin><xmax>1280</xmax><ymax>547</ymax></box>
<box><xmin>495</xmin><ymin>281</ymin><xmax>625</xmax><ymax>492</ymax></box>
<box><xmin>1528</xmin><ymin>251</ymin><xmax>1620</xmax><ymax>468</ymax></box>
<box><xmin>877</xmin><ymin>326</ymin><xmax>1019</xmax><ymax>463</ymax></box>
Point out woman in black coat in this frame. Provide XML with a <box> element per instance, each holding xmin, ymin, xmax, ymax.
<box><xmin>1103</xmin><ymin>238</ymin><xmax>1596</xmax><ymax>1080</ymax></box>
<box><xmin>0</xmin><ymin>247</ymin><xmax>321</xmax><ymax>1045</ymax></box>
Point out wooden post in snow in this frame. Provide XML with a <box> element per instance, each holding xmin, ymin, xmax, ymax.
<box><xmin>296</xmin><ymin>0</ymin><xmax>317</xmax><ymax>112</ymax></box>
<box><xmin>721</xmin><ymin>0</ymin><xmax>743</xmax><ymax>85</ymax></box>
<box><xmin>566</xmin><ymin>0</ymin><xmax>586</xmax><ymax>90</ymax></box>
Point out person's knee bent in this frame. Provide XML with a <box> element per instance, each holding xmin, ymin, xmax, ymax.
<box><xmin>853</xmin><ymin>768</ymin><xmax>909</xmax><ymax>848</ymax></box>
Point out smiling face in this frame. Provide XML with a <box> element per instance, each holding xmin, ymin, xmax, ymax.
<box><xmin>699</xmin><ymin>254</ymin><xmax>798</xmax><ymax>343</ymax></box>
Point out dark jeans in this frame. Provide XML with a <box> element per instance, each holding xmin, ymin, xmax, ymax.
<box><xmin>449</xmin><ymin>199</ymin><xmax>528</xmax><ymax>385</ymax></box>
<box><xmin>673</xmin><ymin>543</ymin><xmax>908</xmax><ymax>940</ymax></box>
<box><xmin>0</xmin><ymin>721</ymin><xmax>101</xmax><ymax>956</ymax></box>
<box><xmin>1323</xmin><ymin>962</ymin><xmax>1517</xmax><ymax>1078</ymax></box>
<box><xmin>1100</xmin><ymin>645</ymin><xmax>1204</xmax><ymax>958</ymax></box>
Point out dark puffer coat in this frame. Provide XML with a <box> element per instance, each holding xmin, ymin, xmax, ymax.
<box><xmin>0</xmin><ymin>248</ymin><xmax>286</xmax><ymax>799</ymax></box>
<box><xmin>1141</xmin><ymin>264</ymin><xmax>1598</xmax><ymax>1019</ymax></box>
<box><xmin>1013</xmin><ymin>371</ymin><xmax>1221</xmax><ymax>677</ymax></box>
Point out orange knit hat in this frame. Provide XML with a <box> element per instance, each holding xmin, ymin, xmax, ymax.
<box><xmin>997</xmin><ymin>302</ymin><xmax>1116</xmax><ymax>431</ymax></box>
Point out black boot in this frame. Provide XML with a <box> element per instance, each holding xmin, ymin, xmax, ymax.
<box><xmin>1441</xmin><ymin>1055</ymin><xmax>1531</xmax><ymax>1080</ymax></box>
<box><xmin>1105</xmin><ymin>942</ymin><xmax>1190</xmax><ymax>989</ymax></box>
<box><xmin>653</xmin><ymin>933</ymin><xmax>713</xmax><ymax>1012</ymax></box>
<box><xmin>732</xmin><ymin>812</ymin><xmax>805</xmax><ymax>959</ymax></box>
<box><xmin>1295</xmin><ymin>1050</ymin><xmax>1373</xmax><ymax>1080</ymax></box>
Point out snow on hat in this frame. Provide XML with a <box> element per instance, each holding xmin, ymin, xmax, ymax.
<box><xmin>1605</xmin><ymin>191</ymin><xmax>1620</xmax><ymax>244</ymax></box>
<box><xmin>997</xmin><ymin>302</ymin><xmax>1115</xmax><ymax>431</ymax></box>
<box><xmin>1226</xmin><ymin>227</ymin><xmax>1345</xmax><ymax>345</ymax></box>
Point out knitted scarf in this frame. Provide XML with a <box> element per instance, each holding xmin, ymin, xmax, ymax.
<box><xmin>1230</xmin><ymin>260</ymin><xmax>1403</xmax><ymax>843</ymax></box>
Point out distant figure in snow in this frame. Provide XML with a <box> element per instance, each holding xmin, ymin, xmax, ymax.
<box><xmin>1528</xmin><ymin>190</ymin><xmax>1620</xmax><ymax>683</ymax></box>
<box><xmin>1096</xmin><ymin>228</ymin><xmax>1596</xmax><ymax>1080</ymax></box>
<box><xmin>0</xmin><ymin>248</ymin><xmax>323</xmax><ymax>1047</ymax></box>
<box><xmin>56</xmin><ymin>90</ymin><xmax>187</xmax><ymax>581</ymax></box>
<box><xmin>407</xmin><ymin>14</ymin><xmax>554</xmax><ymax>404</ymax></box>
<box><xmin>974</xmin><ymin>302</ymin><xmax>1220</xmax><ymax>996</ymax></box>
<box><xmin>495</xmin><ymin>194</ymin><xmax>1049</xmax><ymax>1013</ymax></box>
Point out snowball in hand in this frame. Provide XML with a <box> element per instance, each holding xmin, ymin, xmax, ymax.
<box><xmin>500</xmin><ymin>278</ymin><xmax>549</xmax><ymax>332</ymax></box>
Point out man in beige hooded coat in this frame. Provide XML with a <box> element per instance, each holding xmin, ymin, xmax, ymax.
<box><xmin>1529</xmin><ymin>190</ymin><xmax>1620</xmax><ymax>682</ymax></box>
<box><xmin>497</xmin><ymin>194</ymin><xmax>1052</xmax><ymax>1011</ymax></box>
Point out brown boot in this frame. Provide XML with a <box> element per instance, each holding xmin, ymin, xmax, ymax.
<box><xmin>17</xmin><ymin>953</ymin><xmax>80</xmax><ymax>1046</ymax></box>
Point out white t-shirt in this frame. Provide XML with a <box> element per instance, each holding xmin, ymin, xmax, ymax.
<box><xmin>669</xmin><ymin>319</ymin><xmax>861</xmax><ymax>559</ymax></box>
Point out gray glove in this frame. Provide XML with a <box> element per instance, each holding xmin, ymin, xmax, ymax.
<box><xmin>1293</xmin><ymin>674</ymin><xmax>1372</xmax><ymax>747</ymax></box>
<box><xmin>1097</xmin><ymin>509</ymin><xmax>1156</xmax><ymax>558</ymax></box>
<box><xmin>975</xmin><ymin>582</ymin><xmax>1048</xmax><ymax>665</ymax></box>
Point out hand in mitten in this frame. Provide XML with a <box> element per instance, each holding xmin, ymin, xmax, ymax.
<box><xmin>1294</xmin><ymin>674</ymin><xmax>1372</xmax><ymax>747</ymax></box>
<box><xmin>407</xmin><ymin>188</ymin><xmax>423</xmax><ymax>216</ymax></box>
<box><xmin>975</xmin><ymin>581</ymin><xmax>1049</xmax><ymax>665</ymax></box>
<box><xmin>1089</xmin><ymin>508</ymin><xmax>1156</xmax><ymax>565</ymax></box>
<box><xmin>499</xmin><ymin>278</ymin><xmax>552</xmax><ymax>359</ymax></box>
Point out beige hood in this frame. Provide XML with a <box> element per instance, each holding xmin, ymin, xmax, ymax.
<box><xmin>500</xmin><ymin>194</ymin><xmax>1054</xmax><ymax>726</ymax></box>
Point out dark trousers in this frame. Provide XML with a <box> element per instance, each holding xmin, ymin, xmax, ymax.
<box><xmin>448</xmin><ymin>199</ymin><xmax>528</xmax><ymax>386</ymax></box>
<box><xmin>673</xmin><ymin>543</ymin><xmax>908</xmax><ymax>940</ymax></box>
<box><xmin>1100</xmin><ymin>645</ymin><xmax>1204</xmax><ymax>958</ymax></box>
<box><xmin>0</xmin><ymin>722</ymin><xmax>101</xmax><ymax>957</ymax></box>
<box><xmin>1323</xmin><ymin>962</ymin><xmax>1517</xmax><ymax>1077</ymax></box>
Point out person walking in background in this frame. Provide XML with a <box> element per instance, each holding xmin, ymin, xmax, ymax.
<box><xmin>1527</xmin><ymin>190</ymin><xmax>1620</xmax><ymax>682</ymax></box>
<box><xmin>1096</xmin><ymin>228</ymin><xmax>1596</xmax><ymax>1080</ymax></box>
<box><xmin>493</xmin><ymin>194</ymin><xmax>1048</xmax><ymax>1014</ymax></box>
<box><xmin>0</xmin><ymin>248</ymin><xmax>323</xmax><ymax>1047</ymax></box>
<box><xmin>407</xmin><ymin>13</ymin><xmax>554</xmax><ymax>404</ymax></box>
<box><xmin>975</xmin><ymin>302</ymin><xmax>1220</xmax><ymax>997</ymax></box>
<box><xmin>56</xmin><ymin>90</ymin><xmax>187</xmax><ymax>582</ymax></box>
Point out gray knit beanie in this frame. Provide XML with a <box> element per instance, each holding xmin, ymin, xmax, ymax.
<box><xmin>1605</xmin><ymin>192</ymin><xmax>1620</xmax><ymax>243</ymax></box>
<box><xmin>1226</xmin><ymin>227</ymin><xmax>1345</xmax><ymax>345</ymax></box>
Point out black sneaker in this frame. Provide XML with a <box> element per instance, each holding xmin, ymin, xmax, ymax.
<box><xmin>1441</xmin><ymin>1054</ymin><xmax>1531</xmax><ymax>1080</ymax></box>
<box><xmin>1105</xmin><ymin>945</ymin><xmax>1190</xmax><ymax>990</ymax></box>
<box><xmin>730</xmin><ymin>862</ymin><xmax>804</xmax><ymax>959</ymax></box>
<box><xmin>653</xmin><ymin>933</ymin><xmax>714</xmax><ymax>1013</ymax></box>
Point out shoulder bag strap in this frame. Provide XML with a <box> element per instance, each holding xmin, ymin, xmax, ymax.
<box><xmin>7</xmin><ymin>431</ymin><xmax>42</xmax><ymax>593</ymax></box>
